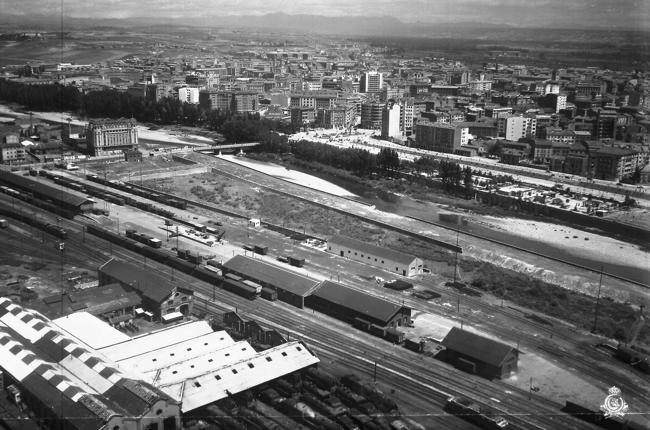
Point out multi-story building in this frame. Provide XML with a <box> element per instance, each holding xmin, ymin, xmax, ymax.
<box><xmin>360</xmin><ymin>71</ymin><xmax>383</xmax><ymax>93</ymax></box>
<box><xmin>415</xmin><ymin>121</ymin><xmax>469</xmax><ymax>153</ymax></box>
<box><xmin>594</xmin><ymin>110</ymin><xmax>618</xmax><ymax>140</ymax></box>
<box><xmin>360</xmin><ymin>102</ymin><xmax>383</xmax><ymax>129</ymax></box>
<box><xmin>0</xmin><ymin>142</ymin><xmax>26</xmax><ymax>164</ymax></box>
<box><xmin>485</xmin><ymin>106</ymin><xmax>513</xmax><ymax>119</ymax></box>
<box><xmin>291</xmin><ymin>107</ymin><xmax>316</xmax><ymax>127</ymax></box>
<box><xmin>289</xmin><ymin>90</ymin><xmax>340</xmax><ymax>110</ymax></box>
<box><xmin>555</xmin><ymin>94</ymin><xmax>568</xmax><ymax>112</ymax></box>
<box><xmin>178</xmin><ymin>87</ymin><xmax>200</xmax><ymax>104</ymax></box>
<box><xmin>503</xmin><ymin>116</ymin><xmax>537</xmax><ymax>141</ymax></box>
<box><xmin>381</xmin><ymin>101</ymin><xmax>401</xmax><ymax>139</ymax></box>
<box><xmin>400</xmin><ymin>98</ymin><xmax>415</xmax><ymax>136</ymax></box>
<box><xmin>545</xmin><ymin>129</ymin><xmax>576</xmax><ymax>145</ymax></box>
<box><xmin>232</xmin><ymin>91</ymin><xmax>259</xmax><ymax>113</ymax></box>
<box><xmin>448</xmin><ymin>70</ymin><xmax>470</xmax><ymax>85</ymax></box>
<box><xmin>593</xmin><ymin>147</ymin><xmax>642</xmax><ymax>181</ymax></box>
<box><xmin>86</xmin><ymin>119</ymin><xmax>138</xmax><ymax>156</ymax></box>
<box><xmin>468</xmin><ymin>79</ymin><xmax>493</xmax><ymax>93</ymax></box>
<box><xmin>147</xmin><ymin>83</ymin><xmax>174</xmax><ymax>101</ymax></box>
<box><xmin>316</xmin><ymin>104</ymin><xmax>356</xmax><ymax>129</ymax></box>
<box><xmin>199</xmin><ymin>90</ymin><xmax>258</xmax><ymax>113</ymax></box>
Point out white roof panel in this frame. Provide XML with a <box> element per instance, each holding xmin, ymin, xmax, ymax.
<box><xmin>59</xmin><ymin>355</ymin><xmax>113</xmax><ymax>394</ymax></box>
<box><xmin>53</xmin><ymin>312</ymin><xmax>130</xmax><ymax>350</ymax></box>
<box><xmin>115</xmin><ymin>331</ymin><xmax>236</xmax><ymax>375</ymax></box>
<box><xmin>170</xmin><ymin>341</ymin><xmax>320</xmax><ymax>412</ymax></box>
<box><xmin>149</xmin><ymin>341</ymin><xmax>257</xmax><ymax>387</ymax></box>
<box><xmin>0</xmin><ymin>335</ymin><xmax>39</xmax><ymax>381</ymax></box>
<box><xmin>98</xmin><ymin>320</ymin><xmax>213</xmax><ymax>361</ymax></box>
<box><xmin>0</xmin><ymin>312</ymin><xmax>43</xmax><ymax>343</ymax></box>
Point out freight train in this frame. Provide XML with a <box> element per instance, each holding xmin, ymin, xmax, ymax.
<box><xmin>444</xmin><ymin>396</ymin><xmax>509</xmax><ymax>429</ymax></box>
<box><xmin>85</xmin><ymin>224</ymin><xmax>264</xmax><ymax>302</ymax></box>
<box><xmin>563</xmin><ymin>401</ymin><xmax>647</xmax><ymax>430</ymax></box>
<box><xmin>0</xmin><ymin>205</ymin><xmax>69</xmax><ymax>239</ymax></box>
<box><xmin>85</xmin><ymin>174</ymin><xmax>187</xmax><ymax>209</ymax></box>
<box><xmin>125</xmin><ymin>229</ymin><xmax>162</xmax><ymax>248</ymax></box>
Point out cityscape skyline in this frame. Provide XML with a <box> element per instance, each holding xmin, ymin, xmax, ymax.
<box><xmin>0</xmin><ymin>0</ymin><xmax>648</xmax><ymax>30</ymax></box>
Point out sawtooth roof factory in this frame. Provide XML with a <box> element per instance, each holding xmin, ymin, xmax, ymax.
<box><xmin>0</xmin><ymin>297</ymin><xmax>319</xmax><ymax>429</ymax></box>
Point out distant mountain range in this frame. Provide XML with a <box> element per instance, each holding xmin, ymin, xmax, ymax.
<box><xmin>0</xmin><ymin>12</ymin><xmax>646</xmax><ymax>36</ymax></box>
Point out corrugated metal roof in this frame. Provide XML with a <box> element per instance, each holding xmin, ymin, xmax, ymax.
<box><xmin>115</xmin><ymin>331</ymin><xmax>236</xmax><ymax>375</ymax></box>
<box><xmin>310</xmin><ymin>281</ymin><xmax>406</xmax><ymax>326</ymax></box>
<box><xmin>98</xmin><ymin>259</ymin><xmax>177</xmax><ymax>304</ymax></box>
<box><xmin>328</xmin><ymin>235</ymin><xmax>418</xmax><ymax>266</ymax></box>
<box><xmin>441</xmin><ymin>327</ymin><xmax>516</xmax><ymax>367</ymax></box>
<box><xmin>98</xmin><ymin>320</ymin><xmax>214</xmax><ymax>362</ymax></box>
<box><xmin>148</xmin><ymin>341</ymin><xmax>257</xmax><ymax>387</ymax></box>
<box><xmin>223</xmin><ymin>255</ymin><xmax>319</xmax><ymax>297</ymax></box>
<box><xmin>21</xmin><ymin>374</ymin><xmax>106</xmax><ymax>430</ymax></box>
<box><xmin>172</xmin><ymin>341</ymin><xmax>319</xmax><ymax>413</ymax></box>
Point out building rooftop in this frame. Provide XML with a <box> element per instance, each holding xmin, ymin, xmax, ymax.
<box><xmin>0</xmin><ymin>298</ymin><xmax>178</xmax><ymax>426</ymax></box>
<box><xmin>311</xmin><ymin>281</ymin><xmax>407</xmax><ymax>326</ymax></box>
<box><xmin>328</xmin><ymin>235</ymin><xmax>418</xmax><ymax>266</ymax></box>
<box><xmin>0</xmin><ymin>170</ymin><xmax>91</xmax><ymax>208</ymax></box>
<box><xmin>98</xmin><ymin>259</ymin><xmax>185</xmax><ymax>304</ymax></box>
<box><xmin>441</xmin><ymin>327</ymin><xmax>516</xmax><ymax>367</ymax></box>
<box><xmin>223</xmin><ymin>255</ymin><xmax>320</xmax><ymax>297</ymax></box>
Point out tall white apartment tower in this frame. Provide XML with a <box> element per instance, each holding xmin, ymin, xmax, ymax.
<box><xmin>361</xmin><ymin>71</ymin><xmax>383</xmax><ymax>93</ymax></box>
<box><xmin>381</xmin><ymin>101</ymin><xmax>401</xmax><ymax>139</ymax></box>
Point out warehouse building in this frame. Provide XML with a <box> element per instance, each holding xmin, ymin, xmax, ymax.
<box><xmin>0</xmin><ymin>297</ymin><xmax>181</xmax><ymax>430</ymax></box>
<box><xmin>439</xmin><ymin>327</ymin><xmax>519</xmax><ymax>379</ymax></box>
<box><xmin>222</xmin><ymin>255</ymin><xmax>321</xmax><ymax>308</ymax></box>
<box><xmin>98</xmin><ymin>258</ymin><xmax>194</xmax><ymax>322</ymax></box>
<box><xmin>69</xmin><ymin>315</ymin><xmax>319</xmax><ymax>413</ymax></box>
<box><xmin>0</xmin><ymin>298</ymin><xmax>319</xmax><ymax>424</ymax></box>
<box><xmin>0</xmin><ymin>170</ymin><xmax>94</xmax><ymax>213</ymax></box>
<box><xmin>327</xmin><ymin>235</ymin><xmax>423</xmax><ymax>277</ymax></box>
<box><xmin>306</xmin><ymin>281</ymin><xmax>412</xmax><ymax>329</ymax></box>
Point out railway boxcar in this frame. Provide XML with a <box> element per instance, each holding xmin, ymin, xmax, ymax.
<box><xmin>261</xmin><ymin>287</ymin><xmax>278</xmax><ymax>301</ymax></box>
<box><xmin>221</xmin><ymin>278</ymin><xmax>258</xmax><ymax>300</ymax></box>
<box><xmin>44</xmin><ymin>223</ymin><xmax>68</xmax><ymax>239</ymax></box>
<box><xmin>444</xmin><ymin>396</ymin><xmax>508</xmax><ymax>429</ymax></box>
<box><xmin>286</xmin><ymin>256</ymin><xmax>305</xmax><ymax>267</ymax></box>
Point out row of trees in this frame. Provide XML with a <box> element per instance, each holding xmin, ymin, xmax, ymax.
<box><xmin>0</xmin><ymin>79</ymin><xmax>298</xmax><ymax>136</ymax></box>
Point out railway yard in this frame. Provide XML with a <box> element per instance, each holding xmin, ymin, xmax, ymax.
<box><xmin>0</xmin><ymin>155</ymin><xmax>649</xmax><ymax>430</ymax></box>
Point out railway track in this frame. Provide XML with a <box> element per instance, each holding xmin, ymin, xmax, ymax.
<box><xmin>2</xmin><ymin>196</ymin><xmax>604</xmax><ymax>429</ymax></box>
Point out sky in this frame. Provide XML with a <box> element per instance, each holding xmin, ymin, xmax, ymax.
<box><xmin>0</xmin><ymin>0</ymin><xmax>648</xmax><ymax>30</ymax></box>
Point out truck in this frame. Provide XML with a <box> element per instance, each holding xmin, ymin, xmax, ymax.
<box><xmin>0</xmin><ymin>219</ymin><xmax>7</xmax><ymax>228</ymax></box>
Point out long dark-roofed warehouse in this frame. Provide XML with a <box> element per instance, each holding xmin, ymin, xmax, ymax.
<box><xmin>0</xmin><ymin>170</ymin><xmax>94</xmax><ymax>214</ymax></box>
<box><xmin>327</xmin><ymin>234</ymin><xmax>423</xmax><ymax>277</ymax></box>
<box><xmin>222</xmin><ymin>255</ymin><xmax>321</xmax><ymax>308</ymax></box>
<box><xmin>306</xmin><ymin>280</ymin><xmax>412</xmax><ymax>329</ymax></box>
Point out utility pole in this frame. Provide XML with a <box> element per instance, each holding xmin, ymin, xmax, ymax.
<box><xmin>452</xmin><ymin>228</ymin><xmax>460</xmax><ymax>286</ymax></box>
<box><xmin>592</xmin><ymin>265</ymin><xmax>604</xmax><ymax>333</ymax></box>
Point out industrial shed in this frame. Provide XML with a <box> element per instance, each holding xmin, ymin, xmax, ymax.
<box><xmin>305</xmin><ymin>281</ymin><xmax>411</xmax><ymax>328</ymax></box>
<box><xmin>327</xmin><ymin>235</ymin><xmax>423</xmax><ymax>277</ymax></box>
<box><xmin>222</xmin><ymin>255</ymin><xmax>320</xmax><ymax>308</ymax></box>
<box><xmin>0</xmin><ymin>298</ymin><xmax>181</xmax><ymax>430</ymax></box>
<box><xmin>439</xmin><ymin>327</ymin><xmax>518</xmax><ymax>379</ymax></box>
<box><xmin>98</xmin><ymin>258</ymin><xmax>194</xmax><ymax>320</ymax></box>
<box><xmin>306</xmin><ymin>281</ymin><xmax>412</xmax><ymax>329</ymax></box>
<box><xmin>94</xmin><ymin>320</ymin><xmax>319</xmax><ymax>413</ymax></box>
<box><xmin>0</xmin><ymin>170</ymin><xmax>94</xmax><ymax>213</ymax></box>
